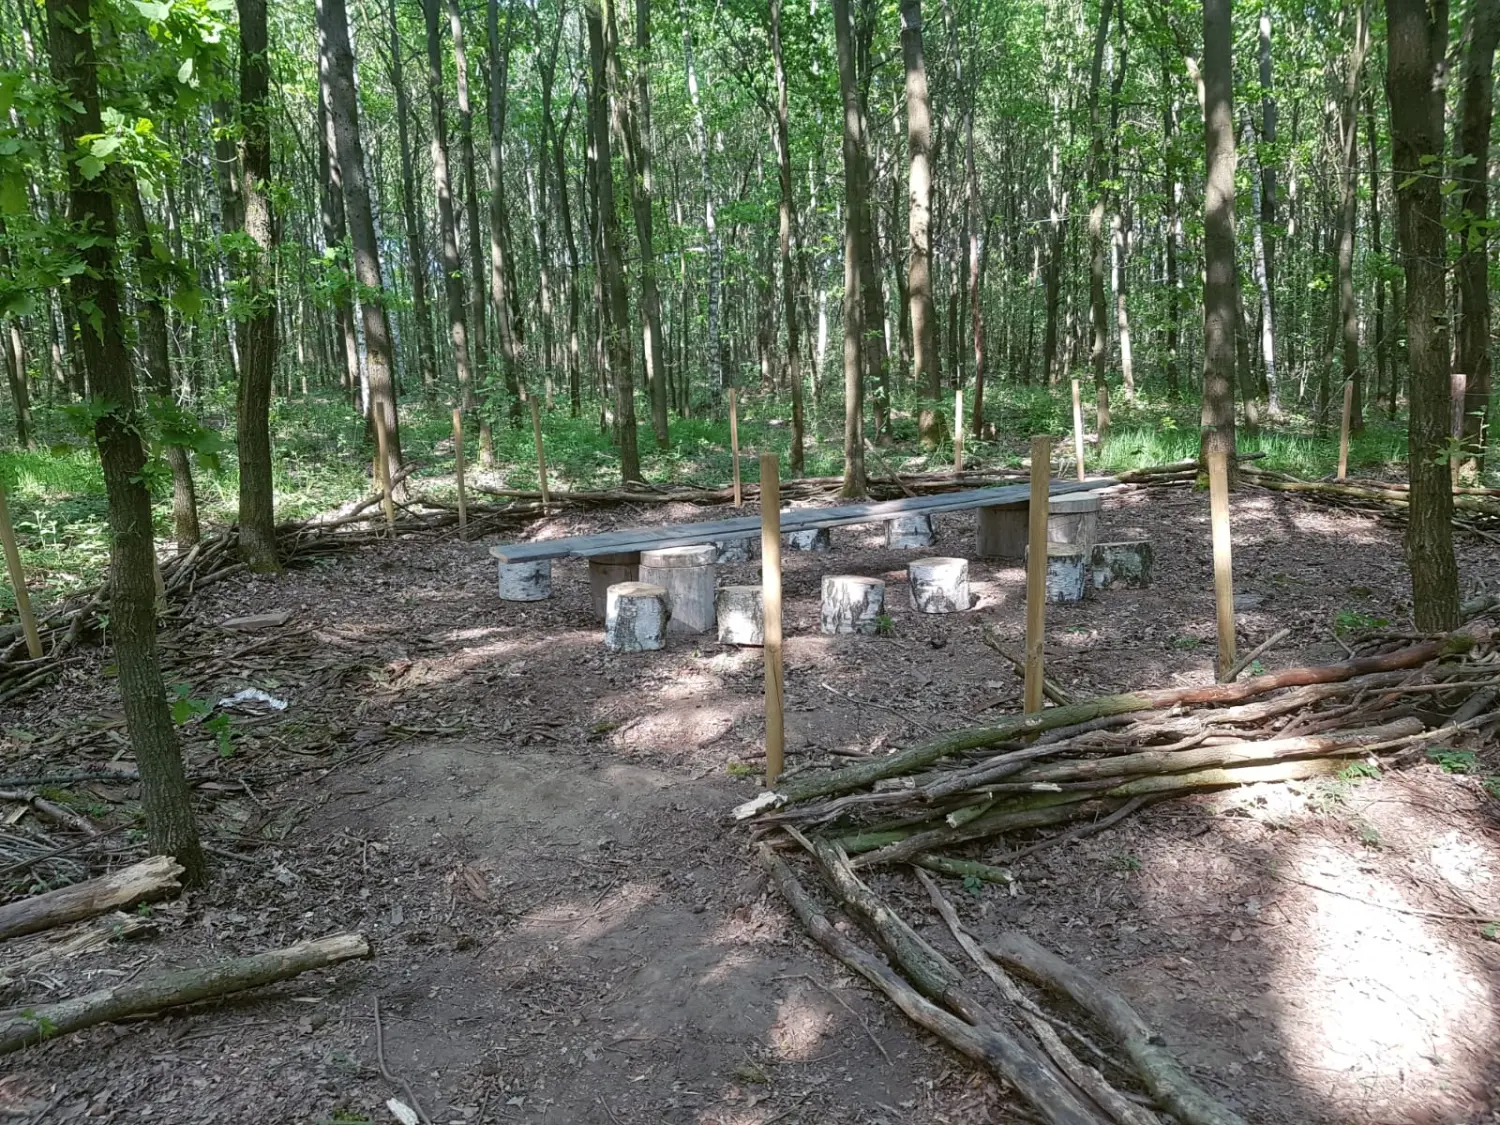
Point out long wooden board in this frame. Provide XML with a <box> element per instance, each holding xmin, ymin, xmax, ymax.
<box><xmin>488</xmin><ymin>478</ymin><xmax>1114</xmax><ymax>563</ymax></box>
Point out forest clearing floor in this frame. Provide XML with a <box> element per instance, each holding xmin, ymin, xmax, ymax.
<box><xmin>3</xmin><ymin>483</ymin><xmax>1500</xmax><ymax>1124</ymax></box>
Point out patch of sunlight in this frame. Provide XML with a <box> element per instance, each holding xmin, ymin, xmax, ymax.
<box><xmin>1274</xmin><ymin>842</ymin><xmax>1495</xmax><ymax>1112</ymax></box>
<box><xmin>696</xmin><ymin>946</ymin><xmax>760</xmax><ymax>989</ymax></box>
<box><xmin>514</xmin><ymin>881</ymin><xmax>659</xmax><ymax>948</ymax></box>
<box><xmin>1428</xmin><ymin>830</ymin><xmax>1495</xmax><ymax>902</ymax></box>
<box><xmin>1287</xmin><ymin>510</ymin><xmax>1386</xmax><ymax>545</ymax></box>
<box><xmin>765</xmin><ymin>989</ymin><xmax>835</xmax><ymax>1061</ymax></box>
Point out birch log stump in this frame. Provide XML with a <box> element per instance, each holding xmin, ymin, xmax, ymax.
<box><xmin>640</xmin><ymin>545</ymin><xmax>717</xmax><ymax>634</ymax></box>
<box><xmin>604</xmin><ymin>583</ymin><xmax>669</xmax><ymax>652</ymax></box>
<box><xmin>784</xmin><ymin>528</ymin><xmax>833</xmax><ymax>552</ymax></box>
<box><xmin>1028</xmin><ymin>543</ymin><xmax>1088</xmax><ymax>604</ymax></box>
<box><xmin>497</xmin><ymin>559</ymin><xmax>552</xmax><ymax>601</ymax></box>
<box><xmin>1091</xmin><ymin>541</ymin><xmax>1153</xmax><ymax>589</ymax></box>
<box><xmin>716</xmin><ymin>586</ymin><xmax>764</xmax><ymax>645</ymax></box>
<box><xmin>821</xmin><ymin>576</ymin><xmax>885</xmax><ymax>635</ymax></box>
<box><xmin>885</xmin><ymin>514</ymin><xmax>937</xmax><ymax>549</ymax></box>
<box><xmin>908</xmin><ymin>558</ymin><xmax>971</xmax><ymax>613</ymax></box>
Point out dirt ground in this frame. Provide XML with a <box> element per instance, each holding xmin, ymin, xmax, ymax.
<box><xmin>2</xmin><ymin>481</ymin><xmax>1499</xmax><ymax>1124</ymax></box>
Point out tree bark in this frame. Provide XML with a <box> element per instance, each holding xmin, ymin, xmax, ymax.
<box><xmin>320</xmin><ymin>0</ymin><xmax>402</xmax><ymax>468</ymax></box>
<box><xmin>1365</xmin><ymin>93</ymin><xmax>1388</xmax><ymax>415</ymax></box>
<box><xmin>833</xmin><ymin>0</ymin><xmax>868</xmax><ymax>497</ymax></box>
<box><xmin>315</xmin><ymin>50</ymin><xmax>360</xmax><ymax>404</ymax></box>
<box><xmin>1335</xmin><ymin>5</ymin><xmax>1371</xmax><ymax>435</ymax></box>
<box><xmin>1386</xmin><ymin>0</ymin><xmax>1459</xmax><ymax>631</ymax></box>
<box><xmin>1256</xmin><ymin>5</ymin><xmax>1280</xmax><ymax>414</ymax></box>
<box><xmin>1084</xmin><ymin>0</ymin><xmax>1114</xmax><ymax>445</ymax></box>
<box><xmin>388</xmin><ymin>0</ymin><xmax>437</xmax><ymax>402</ymax></box>
<box><xmin>235</xmin><ymin>0</ymin><xmax>280</xmax><ymax>573</ymax></box>
<box><xmin>46</xmin><ymin>0</ymin><xmax>207</xmax><ymax>887</ymax></box>
<box><xmin>448</xmin><ymin>0</ymin><xmax>491</xmax><ymax>456</ymax></box>
<box><xmin>588</xmin><ymin>0</ymin><xmax>642</xmax><ymax>482</ymax></box>
<box><xmin>1453</xmin><ymin>0</ymin><xmax>1498</xmax><ymax>473</ymax></box>
<box><xmin>682</xmin><ymin>22</ymin><xmax>722</xmax><ymax>401</ymax></box>
<box><xmin>1200</xmin><ymin>0</ymin><xmax>1239</xmax><ymax>475</ymax></box>
<box><xmin>487</xmin><ymin>0</ymin><xmax>525</xmax><ymax>427</ymax></box>
<box><xmin>770</xmin><ymin>0</ymin><xmax>805</xmax><ymax>474</ymax></box>
<box><xmin>901</xmin><ymin>0</ymin><xmax>941</xmax><ymax>449</ymax></box>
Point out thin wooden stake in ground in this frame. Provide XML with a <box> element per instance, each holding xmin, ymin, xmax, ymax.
<box><xmin>1337</xmin><ymin>380</ymin><xmax>1354</xmax><ymax>480</ymax></box>
<box><xmin>761</xmin><ymin>453</ymin><xmax>785</xmax><ymax>786</ymax></box>
<box><xmin>0</xmin><ymin>481</ymin><xmax>43</xmax><ymax>660</ymax></box>
<box><xmin>452</xmin><ymin>408</ymin><xmax>468</xmax><ymax>538</ymax></box>
<box><xmin>954</xmin><ymin>388</ymin><xmax>965</xmax><ymax>472</ymax></box>
<box><xmin>1208</xmin><ymin>449</ymin><xmax>1236</xmax><ymax>680</ymax></box>
<box><xmin>1024</xmin><ymin>435</ymin><xmax>1052</xmax><ymax>714</ymax></box>
<box><xmin>730</xmin><ymin>388</ymin><xmax>743</xmax><ymax>507</ymax></box>
<box><xmin>1070</xmin><ymin>379</ymin><xmax>1086</xmax><ymax>481</ymax></box>
<box><xmin>530</xmin><ymin>398</ymin><xmax>551</xmax><ymax>512</ymax></box>
<box><xmin>373</xmin><ymin>410</ymin><xmax>396</xmax><ymax>531</ymax></box>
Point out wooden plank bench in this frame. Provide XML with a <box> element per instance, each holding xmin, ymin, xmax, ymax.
<box><xmin>487</xmin><ymin>478</ymin><xmax>1116</xmax><ymax>564</ymax></box>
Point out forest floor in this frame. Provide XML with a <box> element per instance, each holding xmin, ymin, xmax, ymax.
<box><xmin>3</xmin><ymin>482</ymin><xmax>1500</xmax><ymax>1124</ymax></box>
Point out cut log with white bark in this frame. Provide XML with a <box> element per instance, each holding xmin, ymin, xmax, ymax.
<box><xmin>0</xmin><ymin>932</ymin><xmax>371</xmax><ymax>1055</ymax></box>
<box><xmin>716</xmin><ymin>585</ymin><xmax>764</xmax><ymax>645</ymax></box>
<box><xmin>714</xmin><ymin>536</ymin><xmax>757</xmax><ymax>563</ymax></box>
<box><xmin>1030</xmin><ymin>543</ymin><xmax>1088</xmax><ymax>603</ymax></box>
<box><xmin>784</xmin><ymin>527</ymin><xmax>832</xmax><ymax>552</ymax></box>
<box><xmin>1047</xmin><ymin>493</ymin><xmax>1102</xmax><ymax>556</ymax></box>
<box><xmin>821</xmin><ymin>576</ymin><xmax>885</xmax><ymax>634</ymax></box>
<box><xmin>885</xmin><ymin>514</ymin><xmax>937</xmax><ymax>549</ymax></box>
<box><xmin>497</xmin><ymin>559</ymin><xmax>552</xmax><ymax>601</ymax></box>
<box><xmin>1091</xmin><ymin>541</ymin><xmax>1153</xmax><ymax>589</ymax></box>
<box><xmin>908</xmin><ymin>557</ymin><xmax>970</xmax><ymax>613</ymax></box>
<box><xmin>0</xmin><ymin>856</ymin><xmax>184</xmax><ymax>942</ymax></box>
<box><xmin>640</xmin><ymin>545</ymin><xmax>718</xmax><ymax>634</ymax></box>
<box><xmin>604</xmin><ymin>582</ymin><xmax>670</xmax><ymax>652</ymax></box>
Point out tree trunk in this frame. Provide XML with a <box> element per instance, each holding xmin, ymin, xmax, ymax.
<box><xmin>833</xmin><ymin>0</ymin><xmax>868</xmax><ymax>497</ymax></box>
<box><xmin>1336</xmin><ymin>5</ymin><xmax>1371</xmax><ymax>435</ymax></box>
<box><xmin>487</xmin><ymin>0</ymin><xmax>525</xmax><ymax>427</ymax></box>
<box><xmin>316</xmin><ymin>59</ymin><xmax>360</xmax><ymax>407</ymax></box>
<box><xmin>1256</xmin><ymin>6</ymin><xmax>1280</xmax><ymax>414</ymax></box>
<box><xmin>0</xmin><ymin>226</ymin><xmax>32</xmax><ymax>447</ymax></box>
<box><xmin>1386</xmin><ymin>0</ymin><xmax>1458</xmax><ymax>631</ymax></box>
<box><xmin>1454</xmin><ymin>0</ymin><xmax>1498</xmax><ymax>474</ymax></box>
<box><xmin>589</xmin><ymin>0</ymin><xmax>641</xmax><ymax>482</ymax></box>
<box><xmin>387</xmin><ymin>0</ymin><xmax>438</xmax><ymax>403</ymax></box>
<box><xmin>901</xmin><ymin>0</ymin><xmax>941</xmax><ymax>449</ymax></box>
<box><xmin>421</xmin><ymin>0</ymin><xmax>474</xmax><ymax>427</ymax></box>
<box><xmin>448</xmin><ymin>0</ymin><xmax>491</xmax><ymax>459</ymax></box>
<box><xmin>682</xmin><ymin>23</ymin><xmax>722</xmax><ymax>400</ymax></box>
<box><xmin>551</xmin><ymin>94</ymin><xmax>583</xmax><ymax>419</ymax></box>
<box><xmin>621</xmin><ymin>0</ymin><xmax>668</xmax><ymax>449</ymax></box>
<box><xmin>1085</xmin><ymin>0</ymin><xmax>1114</xmax><ymax>446</ymax></box>
<box><xmin>967</xmin><ymin>111</ymin><xmax>985</xmax><ymax>440</ymax></box>
<box><xmin>46</xmin><ymin>0</ymin><xmax>206</xmax><ymax>887</ymax></box>
<box><xmin>770</xmin><ymin>0</ymin><xmax>805</xmax><ymax>474</ymax></box>
<box><xmin>1364</xmin><ymin>93</ymin><xmax>1389</xmax><ymax>415</ymax></box>
<box><xmin>320</xmin><ymin>0</ymin><xmax>401</xmax><ymax>468</ymax></box>
<box><xmin>1200</xmin><ymin>0</ymin><xmax>1239</xmax><ymax>475</ymax></box>
<box><xmin>234</xmin><ymin>0</ymin><xmax>279</xmax><ymax>573</ymax></box>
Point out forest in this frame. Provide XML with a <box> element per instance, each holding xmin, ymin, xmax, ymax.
<box><xmin>1</xmin><ymin>0</ymin><xmax>1499</xmax><ymax>1121</ymax></box>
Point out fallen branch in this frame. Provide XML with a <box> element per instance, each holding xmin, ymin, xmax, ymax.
<box><xmin>1222</xmin><ymin>628</ymin><xmax>1291</xmax><ymax>683</ymax></box>
<box><xmin>982</xmin><ymin>625</ymin><xmax>1073</xmax><ymax>705</ymax></box>
<box><xmin>0</xmin><ymin>855</ymin><xmax>183</xmax><ymax>941</ymax></box>
<box><xmin>990</xmin><ymin>931</ymin><xmax>1249</xmax><ymax>1125</ymax></box>
<box><xmin>0</xmin><ymin>931</ymin><xmax>370</xmax><ymax>1055</ymax></box>
<box><xmin>0</xmin><ymin>911</ymin><xmax>153</xmax><ymax>986</ymax></box>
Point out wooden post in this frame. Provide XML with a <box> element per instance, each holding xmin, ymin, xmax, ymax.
<box><xmin>1336</xmin><ymin>380</ymin><xmax>1354</xmax><ymax>481</ymax></box>
<box><xmin>954</xmin><ymin>388</ymin><xmax>965</xmax><ymax>472</ymax></box>
<box><xmin>373</xmin><ymin>409</ymin><xmax>396</xmax><ymax>531</ymax></box>
<box><xmin>729</xmin><ymin>388</ymin><xmax>742</xmax><ymax>507</ymax></box>
<box><xmin>760</xmin><ymin>453</ymin><xmax>784</xmax><ymax>787</ymax></box>
<box><xmin>1208</xmin><ymin>449</ymin><xmax>1237</xmax><ymax>680</ymax></box>
<box><xmin>0</xmin><ymin>481</ymin><xmax>42</xmax><ymax>659</ymax></box>
<box><xmin>1023</xmin><ymin>435</ymin><xmax>1051</xmax><ymax>714</ymax></box>
<box><xmin>452</xmin><ymin>408</ymin><xmax>468</xmax><ymax>538</ymax></box>
<box><xmin>1070</xmin><ymin>378</ymin><xmax>1087</xmax><ymax>481</ymax></box>
<box><xmin>530</xmin><ymin>397</ymin><xmax>551</xmax><ymax>511</ymax></box>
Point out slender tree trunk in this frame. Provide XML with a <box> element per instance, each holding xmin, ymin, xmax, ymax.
<box><xmin>833</xmin><ymin>0</ymin><xmax>867</xmax><ymax>497</ymax></box>
<box><xmin>1336</xmin><ymin>5</ymin><xmax>1371</xmax><ymax>435</ymax></box>
<box><xmin>316</xmin><ymin>63</ymin><xmax>360</xmax><ymax>407</ymax></box>
<box><xmin>1085</xmin><ymin>0</ymin><xmax>1114</xmax><ymax>445</ymax></box>
<box><xmin>46</xmin><ymin>0</ymin><xmax>206</xmax><ymax>887</ymax></box>
<box><xmin>421</xmin><ymin>0</ymin><xmax>474</xmax><ymax>431</ymax></box>
<box><xmin>589</xmin><ymin>0</ymin><xmax>641</xmax><ymax>482</ymax></box>
<box><xmin>387</xmin><ymin>0</ymin><xmax>438</xmax><ymax>403</ymax></box>
<box><xmin>0</xmin><ymin>225</ymin><xmax>31</xmax><ymax>447</ymax></box>
<box><xmin>966</xmin><ymin>105</ymin><xmax>985</xmax><ymax>438</ymax></box>
<box><xmin>1200</xmin><ymin>0</ymin><xmax>1239</xmax><ymax>474</ymax></box>
<box><xmin>320</xmin><ymin>0</ymin><xmax>402</xmax><ymax>468</ymax></box>
<box><xmin>1257</xmin><ymin>4</ymin><xmax>1280</xmax><ymax>414</ymax></box>
<box><xmin>1364</xmin><ymin>93</ymin><xmax>1389</xmax><ymax>416</ymax></box>
<box><xmin>234</xmin><ymin>0</ymin><xmax>279</xmax><ymax>572</ymax></box>
<box><xmin>1454</xmin><ymin>0</ymin><xmax>1498</xmax><ymax>473</ymax></box>
<box><xmin>770</xmin><ymin>0</ymin><xmax>805</xmax><ymax>474</ymax></box>
<box><xmin>448</xmin><ymin>0</ymin><xmax>492</xmax><ymax>459</ymax></box>
<box><xmin>682</xmin><ymin>23</ymin><xmax>722</xmax><ymax>399</ymax></box>
<box><xmin>486</xmin><ymin>0</ymin><xmax>525</xmax><ymax>428</ymax></box>
<box><xmin>901</xmin><ymin>0</ymin><xmax>941</xmax><ymax>448</ymax></box>
<box><xmin>1386</xmin><ymin>0</ymin><xmax>1458</xmax><ymax>630</ymax></box>
<box><xmin>553</xmin><ymin>98</ymin><xmax>583</xmax><ymax>418</ymax></box>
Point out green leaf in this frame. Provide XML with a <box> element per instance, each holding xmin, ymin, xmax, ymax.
<box><xmin>0</xmin><ymin>171</ymin><xmax>25</xmax><ymax>216</ymax></box>
<box><xmin>0</xmin><ymin>73</ymin><xmax>20</xmax><ymax>120</ymax></box>
<box><xmin>177</xmin><ymin>58</ymin><xmax>194</xmax><ymax>84</ymax></box>
<box><xmin>90</xmin><ymin>136</ymin><xmax>123</xmax><ymax>159</ymax></box>
<box><xmin>131</xmin><ymin>0</ymin><xmax>172</xmax><ymax>20</ymax></box>
<box><xmin>77</xmin><ymin>154</ymin><xmax>105</xmax><ymax>181</ymax></box>
<box><xmin>169</xmin><ymin>284</ymin><xmax>203</xmax><ymax>318</ymax></box>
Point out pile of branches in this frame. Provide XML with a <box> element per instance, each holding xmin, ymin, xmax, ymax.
<box><xmin>742</xmin><ymin>624</ymin><xmax>1497</xmax><ymax>1122</ymax></box>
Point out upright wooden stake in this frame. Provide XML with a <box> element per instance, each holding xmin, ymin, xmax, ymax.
<box><xmin>0</xmin><ymin>481</ymin><xmax>42</xmax><ymax>659</ymax></box>
<box><xmin>530</xmin><ymin>398</ymin><xmax>551</xmax><ymax>511</ymax></box>
<box><xmin>452</xmin><ymin>408</ymin><xmax>468</xmax><ymax>537</ymax></box>
<box><xmin>373</xmin><ymin>410</ymin><xmax>395</xmax><ymax>531</ymax></box>
<box><xmin>1070</xmin><ymin>378</ymin><xmax>1087</xmax><ymax>481</ymax></box>
<box><xmin>1023</xmin><ymin>436</ymin><xmax>1051</xmax><ymax>714</ymax></box>
<box><xmin>1208</xmin><ymin>449</ymin><xmax>1237</xmax><ymax>680</ymax></box>
<box><xmin>729</xmin><ymin>388</ymin><xmax>742</xmax><ymax>506</ymax></box>
<box><xmin>760</xmin><ymin>453</ymin><xmax>785</xmax><ymax>786</ymax></box>
<box><xmin>1336</xmin><ymin>380</ymin><xmax>1354</xmax><ymax>481</ymax></box>
<box><xmin>954</xmin><ymin>388</ymin><xmax>965</xmax><ymax>472</ymax></box>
